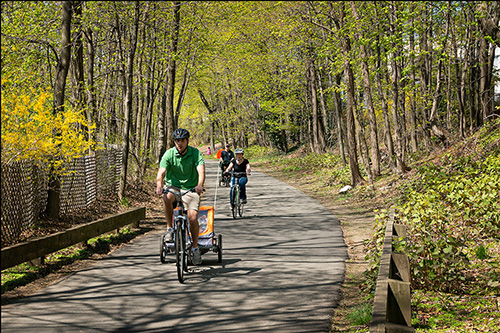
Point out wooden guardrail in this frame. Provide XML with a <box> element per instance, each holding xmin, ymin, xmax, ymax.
<box><xmin>1</xmin><ymin>207</ymin><xmax>146</xmax><ymax>271</ymax></box>
<box><xmin>370</xmin><ymin>208</ymin><xmax>415</xmax><ymax>333</ymax></box>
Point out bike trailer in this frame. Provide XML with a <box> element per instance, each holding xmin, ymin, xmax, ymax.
<box><xmin>173</xmin><ymin>206</ymin><xmax>215</xmax><ymax>248</ymax></box>
<box><xmin>197</xmin><ymin>206</ymin><xmax>215</xmax><ymax>248</ymax></box>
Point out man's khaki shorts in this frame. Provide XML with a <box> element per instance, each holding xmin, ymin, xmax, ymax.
<box><xmin>165</xmin><ymin>186</ymin><xmax>200</xmax><ymax>211</ymax></box>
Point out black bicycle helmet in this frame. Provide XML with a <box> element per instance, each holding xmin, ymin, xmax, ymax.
<box><xmin>173</xmin><ymin>128</ymin><xmax>190</xmax><ymax>140</ymax></box>
<box><xmin>235</xmin><ymin>148</ymin><xmax>244</xmax><ymax>154</ymax></box>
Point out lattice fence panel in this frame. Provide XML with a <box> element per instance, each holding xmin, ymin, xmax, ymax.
<box><xmin>85</xmin><ymin>156</ymin><xmax>97</xmax><ymax>206</ymax></box>
<box><xmin>114</xmin><ymin>147</ymin><xmax>123</xmax><ymax>193</ymax></box>
<box><xmin>60</xmin><ymin>158</ymin><xmax>88</xmax><ymax>215</ymax></box>
<box><xmin>1</xmin><ymin>161</ymin><xmax>48</xmax><ymax>246</ymax></box>
<box><xmin>96</xmin><ymin>148</ymin><xmax>121</xmax><ymax>199</ymax></box>
<box><xmin>1</xmin><ymin>146</ymin><xmax>122</xmax><ymax>246</ymax></box>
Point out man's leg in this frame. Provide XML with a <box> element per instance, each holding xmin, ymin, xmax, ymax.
<box><xmin>183</xmin><ymin>191</ymin><xmax>201</xmax><ymax>249</ymax></box>
<box><xmin>162</xmin><ymin>192</ymin><xmax>176</xmax><ymax>229</ymax></box>
<box><xmin>188</xmin><ymin>209</ymin><xmax>202</xmax><ymax>265</ymax></box>
<box><xmin>162</xmin><ymin>192</ymin><xmax>177</xmax><ymax>242</ymax></box>
<box><xmin>187</xmin><ymin>210</ymin><xmax>199</xmax><ymax>248</ymax></box>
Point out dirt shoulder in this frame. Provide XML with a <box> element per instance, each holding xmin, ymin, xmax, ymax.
<box><xmin>252</xmin><ymin>163</ymin><xmax>380</xmax><ymax>332</ymax></box>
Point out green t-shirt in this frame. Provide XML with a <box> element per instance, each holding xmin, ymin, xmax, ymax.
<box><xmin>160</xmin><ymin>146</ymin><xmax>205</xmax><ymax>190</ymax></box>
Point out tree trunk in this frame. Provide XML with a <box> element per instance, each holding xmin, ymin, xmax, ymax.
<box><xmin>117</xmin><ymin>1</ymin><xmax>140</xmax><ymax>201</ymax></box>
<box><xmin>164</xmin><ymin>1</ymin><xmax>181</xmax><ymax>151</ymax></box>
<box><xmin>46</xmin><ymin>0</ymin><xmax>73</xmax><ymax>219</ymax></box>
<box><xmin>198</xmin><ymin>88</ymin><xmax>215</xmax><ymax>150</ymax></box>
<box><xmin>71</xmin><ymin>1</ymin><xmax>85</xmax><ymax>118</ymax></box>
<box><xmin>389</xmin><ymin>2</ymin><xmax>408</xmax><ymax>173</ymax></box>
<box><xmin>479</xmin><ymin>31</ymin><xmax>490</xmax><ymax>124</ymax></box>
<box><xmin>174</xmin><ymin>63</ymin><xmax>190</xmax><ymax>128</ymax></box>
<box><xmin>408</xmin><ymin>7</ymin><xmax>418</xmax><ymax>153</ymax></box>
<box><xmin>451</xmin><ymin>16</ymin><xmax>466</xmax><ymax>138</ymax></box>
<box><xmin>316</xmin><ymin>69</ymin><xmax>330</xmax><ymax>149</ymax></box>
<box><xmin>350</xmin><ymin>1</ymin><xmax>380</xmax><ymax>178</ymax></box>
<box><xmin>308</xmin><ymin>58</ymin><xmax>325</xmax><ymax>153</ymax></box>
<box><xmin>427</xmin><ymin>2</ymin><xmax>450</xmax><ymax>145</ymax></box>
<box><xmin>353</xmin><ymin>95</ymin><xmax>373</xmax><ymax>185</ymax></box>
<box><xmin>330</xmin><ymin>2</ymin><xmax>364</xmax><ymax>186</ymax></box>
<box><xmin>419</xmin><ymin>8</ymin><xmax>432</xmax><ymax>147</ymax></box>
<box><xmin>84</xmin><ymin>26</ymin><xmax>98</xmax><ymax>143</ymax></box>
<box><xmin>157</xmin><ymin>89</ymin><xmax>167</xmax><ymax>162</ymax></box>
<box><xmin>475</xmin><ymin>1</ymin><xmax>500</xmax><ymax>48</ymax></box>
<box><xmin>374</xmin><ymin>42</ymin><xmax>396</xmax><ymax>173</ymax></box>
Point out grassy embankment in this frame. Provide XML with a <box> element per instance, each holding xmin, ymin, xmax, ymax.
<box><xmin>246</xmin><ymin>118</ymin><xmax>500</xmax><ymax>332</ymax></box>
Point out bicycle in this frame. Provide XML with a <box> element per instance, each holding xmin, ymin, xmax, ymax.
<box><xmin>160</xmin><ymin>187</ymin><xmax>222</xmax><ymax>283</ymax></box>
<box><xmin>160</xmin><ymin>187</ymin><xmax>195</xmax><ymax>283</ymax></box>
<box><xmin>219</xmin><ymin>163</ymin><xmax>231</xmax><ymax>187</ymax></box>
<box><xmin>228</xmin><ymin>171</ymin><xmax>247</xmax><ymax>219</ymax></box>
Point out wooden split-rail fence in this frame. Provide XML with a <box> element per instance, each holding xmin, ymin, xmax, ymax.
<box><xmin>370</xmin><ymin>208</ymin><xmax>415</xmax><ymax>333</ymax></box>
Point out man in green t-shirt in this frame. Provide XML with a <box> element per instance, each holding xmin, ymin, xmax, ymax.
<box><xmin>156</xmin><ymin>128</ymin><xmax>205</xmax><ymax>265</ymax></box>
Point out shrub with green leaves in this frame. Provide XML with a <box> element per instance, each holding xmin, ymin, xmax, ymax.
<box><xmin>364</xmin><ymin>120</ymin><xmax>500</xmax><ymax>295</ymax></box>
<box><xmin>398</xmin><ymin>153</ymin><xmax>500</xmax><ymax>292</ymax></box>
<box><xmin>394</xmin><ymin>121</ymin><xmax>500</xmax><ymax>293</ymax></box>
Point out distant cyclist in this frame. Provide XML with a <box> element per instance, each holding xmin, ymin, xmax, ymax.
<box><xmin>219</xmin><ymin>144</ymin><xmax>234</xmax><ymax>175</ymax></box>
<box><xmin>155</xmin><ymin>128</ymin><xmax>205</xmax><ymax>265</ymax></box>
<box><xmin>224</xmin><ymin>148</ymin><xmax>251</xmax><ymax>205</ymax></box>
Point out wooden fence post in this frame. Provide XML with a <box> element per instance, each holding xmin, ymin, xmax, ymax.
<box><xmin>370</xmin><ymin>208</ymin><xmax>414</xmax><ymax>333</ymax></box>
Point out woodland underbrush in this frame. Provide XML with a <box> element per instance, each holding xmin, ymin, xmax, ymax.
<box><xmin>248</xmin><ymin>118</ymin><xmax>500</xmax><ymax>332</ymax></box>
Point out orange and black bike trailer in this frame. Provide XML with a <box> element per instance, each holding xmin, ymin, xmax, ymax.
<box><xmin>162</xmin><ymin>206</ymin><xmax>222</xmax><ymax>263</ymax></box>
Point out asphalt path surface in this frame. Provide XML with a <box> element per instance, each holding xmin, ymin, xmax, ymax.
<box><xmin>1</xmin><ymin>159</ymin><xmax>347</xmax><ymax>332</ymax></box>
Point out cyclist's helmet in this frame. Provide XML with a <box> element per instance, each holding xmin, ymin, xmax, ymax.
<box><xmin>173</xmin><ymin>128</ymin><xmax>190</xmax><ymax>140</ymax></box>
<box><xmin>235</xmin><ymin>148</ymin><xmax>244</xmax><ymax>154</ymax></box>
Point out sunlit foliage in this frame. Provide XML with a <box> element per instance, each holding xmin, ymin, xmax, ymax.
<box><xmin>1</xmin><ymin>77</ymin><xmax>96</xmax><ymax>168</ymax></box>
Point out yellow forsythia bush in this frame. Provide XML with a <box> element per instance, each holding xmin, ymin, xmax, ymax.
<box><xmin>1</xmin><ymin>78</ymin><xmax>96</xmax><ymax>169</ymax></box>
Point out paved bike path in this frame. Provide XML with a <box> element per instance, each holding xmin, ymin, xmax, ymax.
<box><xmin>1</xmin><ymin>159</ymin><xmax>347</xmax><ymax>332</ymax></box>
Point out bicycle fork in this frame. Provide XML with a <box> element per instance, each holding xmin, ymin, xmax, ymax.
<box><xmin>175</xmin><ymin>217</ymin><xmax>192</xmax><ymax>260</ymax></box>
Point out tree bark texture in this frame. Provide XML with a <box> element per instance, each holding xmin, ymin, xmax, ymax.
<box><xmin>46</xmin><ymin>0</ymin><xmax>73</xmax><ymax>219</ymax></box>
<box><xmin>165</xmin><ymin>1</ymin><xmax>181</xmax><ymax>149</ymax></box>
<box><xmin>350</xmin><ymin>1</ymin><xmax>381</xmax><ymax>178</ymax></box>
<box><xmin>331</xmin><ymin>2</ymin><xmax>364</xmax><ymax>186</ymax></box>
<box><xmin>118</xmin><ymin>1</ymin><xmax>140</xmax><ymax>201</ymax></box>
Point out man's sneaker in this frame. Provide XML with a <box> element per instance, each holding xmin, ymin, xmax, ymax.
<box><xmin>165</xmin><ymin>228</ymin><xmax>174</xmax><ymax>242</ymax></box>
<box><xmin>192</xmin><ymin>247</ymin><xmax>202</xmax><ymax>265</ymax></box>
<box><xmin>242</xmin><ymin>199</ymin><xmax>247</xmax><ymax>204</ymax></box>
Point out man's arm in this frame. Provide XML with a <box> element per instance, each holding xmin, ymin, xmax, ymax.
<box><xmin>195</xmin><ymin>164</ymin><xmax>205</xmax><ymax>195</ymax></box>
<box><xmin>156</xmin><ymin>167</ymin><xmax>166</xmax><ymax>196</ymax></box>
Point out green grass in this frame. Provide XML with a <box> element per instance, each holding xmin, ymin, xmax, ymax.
<box><xmin>412</xmin><ymin>290</ymin><xmax>500</xmax><ymax>332</ymax></box>
<box><xmin>347</xmin><ymin>302</ymin><xmax>372</xmax><ymax>326</ymax></box>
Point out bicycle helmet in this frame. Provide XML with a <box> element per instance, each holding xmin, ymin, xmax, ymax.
<box><xmin>173</xmin><ymin>128</ymin><xmax>190</xmax><ymax>140</ymax></box>
<box><xmin>235</xmin><ymin>148</ymin><xmax>244</xmax><ymax>154</ymax></box>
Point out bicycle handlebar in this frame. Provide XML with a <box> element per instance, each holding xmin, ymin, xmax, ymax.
<box><xmin>228</xmin><ymin>171</ymin><xmax>248</xmax><ymax>178</ymax></box>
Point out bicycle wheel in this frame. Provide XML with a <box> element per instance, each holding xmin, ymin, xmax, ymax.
<box><xmin>175</xmin><ymin>221</ymin><xmax>186</xmax><ymax>283</ymax></box>
<box><xmin>231</xmin><ymin>187</ymin><xmax>238</xmax><ymax>219</ymax></box>
<box><xmin>160</xmin><ymin>234</ymin><xmax>168</xmax><ymax>263</ymax></box>
<box><xmin>217</xmin><ymin>234</ymin><xmax>222</xmax><ymax>263</ymax></box>
<box><xmin>183</xmin><ymin>227</ymin><xmax>190</xmax><ymax>272</ymax></box>
<box><xmin>238</xmin><ymin>201</ymin><xmax>244</xmax><ymax>217</ymax></box>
